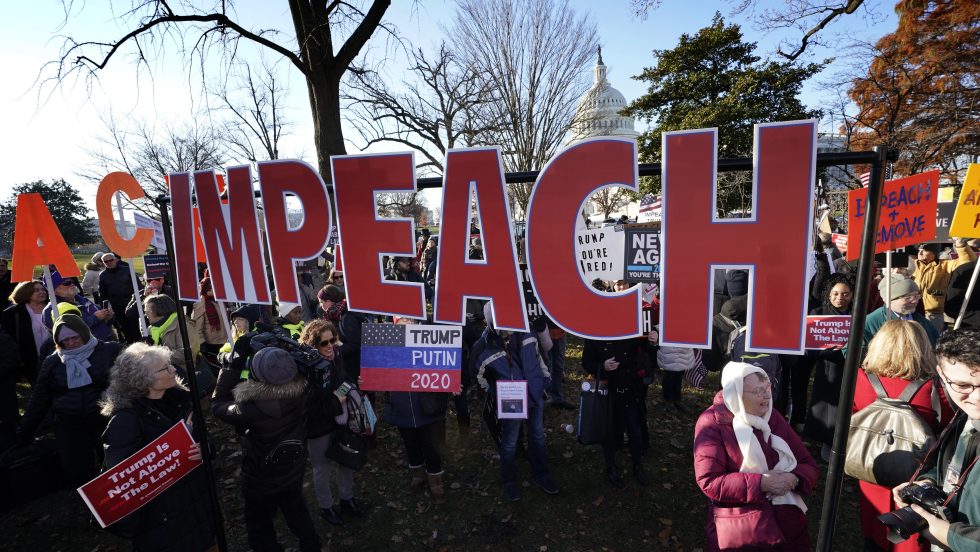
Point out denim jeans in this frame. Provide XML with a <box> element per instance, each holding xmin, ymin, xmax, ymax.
<box><xmin>499</xmin><ymin>401</ymin><xmax>549</xmax><ymax>485</ymax></box>
<box><xmin>546</xmin><ymin>335</ymin><xmax>567</xmax><ymax>403</ymax></box>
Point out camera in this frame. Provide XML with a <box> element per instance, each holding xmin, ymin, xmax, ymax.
<box><xmin>878</xmin><ymin>482</ymin><xmax>954</xmax><ymax>544</ymax></box>
<box><xmin>249</xmin><ymin>325</ymin><xmax>328</xmax><ymax>378</ymax></box>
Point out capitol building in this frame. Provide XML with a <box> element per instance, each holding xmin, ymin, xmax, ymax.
<box><xmin>570</xmin><ymin>47</ymin><xmax>641</xmax><ymax>224</ymax></box>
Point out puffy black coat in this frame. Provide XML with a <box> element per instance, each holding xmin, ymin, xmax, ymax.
<box><xmin>101</xmin><ymin>388</ymin><xmax>215</xmax><ymax>552</ymax></box>
<box><xmin>98</xmin><ymin>262</ymin><xmax>138</xmax><ymax>312</ymax></box>
<box><xmin>582</xmin><ymin>337</ymin><xmax>656</xmax><ymax>393</ymax></box>
<box><xmin>17</xmin><ymin>341</ymin><xmax>122</xmax><ymax>442</ymax></box>
<box><xmin>338</xmin><ymin>310</ymin><xmax>374</xmax><ymax>380</ymax></box>
<box><xmin>212</xmin><ymin>367</ymin><xmax>309</xmax><ymax>495</ymax></box>
<box><xmin>946</xmin><ymin>260</ymin><xmax>980</xmax><ymax>330</ymax></box>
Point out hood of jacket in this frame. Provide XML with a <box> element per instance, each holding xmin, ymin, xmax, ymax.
<box><xmin>233</xmin><ymin>375</ymin><xmax>306</xmax><ymax>404</ymax></box>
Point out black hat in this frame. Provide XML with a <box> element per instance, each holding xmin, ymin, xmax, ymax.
<box><xmin>917</xmin><ymin>243</ymin><xmax>941</xmax><ymax>255</ymax></box>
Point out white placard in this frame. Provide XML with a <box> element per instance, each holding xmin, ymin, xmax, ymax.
<box><xmin>574</xmin><ymin>225</ymin><xmax>625</xmax><ymax>283</ymax></box>
<box><xmin>496</xmin><ymin>380</ymin><xmax>529</xmax><ymax>419</ymax></box>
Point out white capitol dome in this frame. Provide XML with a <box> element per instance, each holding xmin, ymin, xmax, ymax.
<box><xmin>568</xmin><ymin>47</ymin><xmax>639</xmax><ymax>142</ymax></box>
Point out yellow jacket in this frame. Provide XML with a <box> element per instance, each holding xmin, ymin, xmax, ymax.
<box><xmin>912</xmin><ymin>243</ymin><xmax>977</xmax><ymax>313</ymax></box>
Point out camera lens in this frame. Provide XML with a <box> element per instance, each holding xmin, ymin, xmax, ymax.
<box><xmin>879</xmin><ymin>507</ymin><xmax>928</xmax><ymax>544</ymax></box>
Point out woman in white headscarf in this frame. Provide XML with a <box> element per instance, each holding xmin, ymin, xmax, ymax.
<box><xmin>693</xmin><ymin>362</ymin><xmax>819</xmax><ymax>551</ymax></box>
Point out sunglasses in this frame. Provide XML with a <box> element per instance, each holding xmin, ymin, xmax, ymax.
<box><xmin>318</xmin><ymin>338</ymin><xmax>338</xmax><ymax>348</ymax></box>
<box><xmin>58</xmin><ymin>281</ymin><xmax>78</xmax><ymax>287</ymax></box>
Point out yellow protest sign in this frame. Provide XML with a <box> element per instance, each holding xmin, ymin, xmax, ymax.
<box><xmin>951</xmin><ymin>164</ymin><xmax>980</xmax><ymax>238</ymax></box>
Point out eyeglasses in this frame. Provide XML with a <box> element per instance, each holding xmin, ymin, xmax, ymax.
<box><xmin>155</xmin><ymin>364</ymin><xmax>176</xmax><ymax>374</ymax></box>
<box><xmin>744</xmin><ymin>383</ymin><xmax>772</xmax><ymax>398</ymax></box>
<box><xmin>939</xmin><ymin>372</ymin><xmax>980</xmax><ymax>395</ymax></box>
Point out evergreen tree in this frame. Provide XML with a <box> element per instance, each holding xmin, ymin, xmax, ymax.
<box><xmin>623</xmin><ymin>14</ymin><xmax>823</xmax><ymax>212</ymax></box>
<box><xmin>0</xmin><ymin>180</ymin><xmax>97</xmax><ymax>248</ymax></box>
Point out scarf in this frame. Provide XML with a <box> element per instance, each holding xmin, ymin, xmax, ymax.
<box><xmin>57</xmin><ymin>337</ymin><xmax>98</xmax><ymax>389</ymax></box>
<box><xmin>150</xmin><ymin>313</ymin><xmax>178</xmax><ymax>345</ymax></box>
<box><xmin>204</xmin><ymin>295</ymin><xmax>221</xmax><ymax>328</ymax></box>
<box><xmin>721</xmin><ymin>362</ymin><xmax>807</xmax><ymax>512</ymax></box>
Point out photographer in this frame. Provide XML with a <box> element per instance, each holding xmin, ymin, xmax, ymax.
<box><xmin>212</xmin><ymin>344</ymin><xmax>322</xmax><ymax>552</ymax></box>
<box><xmin>892</xmin><ymin>328</ymin><xmax>980</xmax><ymax>551</ymax></box>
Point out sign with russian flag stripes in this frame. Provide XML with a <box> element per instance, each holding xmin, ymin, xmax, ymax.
<box><xmin>359</xmin><ymin>323</ymin><xmax>463</xmax><ymax>392</ymax></box>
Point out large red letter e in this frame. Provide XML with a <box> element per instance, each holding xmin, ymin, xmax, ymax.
<box><xmin>659</xmin><ymin>121</ymin><xmax>817</xmax><ymax>353</ymax></box>
<box><xmin>331</xmin><ymin>153</ymin><xmax>425</xmax><ymax>319</ymax></box>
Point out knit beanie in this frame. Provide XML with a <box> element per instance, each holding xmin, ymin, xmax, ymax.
<box><xmin>54</xmin><ymin>314</ymin><xmax>91</xmax><ymax>345</ymax></box>
<box><xmin>277</xmin><ymin>300</ymin><xmax>302</xmax><ymax>318</ymax></box>
<box><xmin>317</xmin><ymin>285</ymin><xmax>345</xmax><ymax>303</ymax></box>
<box><xmin>57</xmin><ymin>302</ymin><xmax>82</xmax><ymax>318</ymax></box>
<box><xmin>250</xmin><ymin>347</ymin><xmax>298</xmax><ymax>385</ymax></box>
<box><xmin>878</xmin><ymin>274</ymin><xmax>919</xmax><ymax>302</ymax></box>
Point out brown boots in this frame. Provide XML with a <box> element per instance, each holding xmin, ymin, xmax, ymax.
<box><xmin>427</xmin><ymin>472</ymin><xmax>445</xmax><ymax>504</ymax></box>
<box><xmin>408</xmin><ymin>466</ymin><xmax>426</xmax><ymax>492</ymax></box>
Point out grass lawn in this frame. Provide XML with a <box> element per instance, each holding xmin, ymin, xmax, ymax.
<box><xmin>0</xmin><ymin>338</ymin><xmax>865</xmax><ymax>551</ymax></box>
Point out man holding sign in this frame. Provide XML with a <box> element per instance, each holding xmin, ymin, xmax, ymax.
<box><xmin>474</xmin><ymin>303</ymin><xmax>558</xmax><ymax>502</ymax></box>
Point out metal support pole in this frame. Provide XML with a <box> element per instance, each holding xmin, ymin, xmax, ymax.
<box><xmin>815</xmin><ymin>146</ymin><xmax>890</xmax><ymax>551</ymax></box>
<box><xmin>155</xmin><ymin>195</ymin><xmax>228</xmax><ymax>552</ymax></box>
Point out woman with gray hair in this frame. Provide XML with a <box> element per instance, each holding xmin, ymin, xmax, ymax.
<box><xmin>100</xmin><ymin>342</ymin><xmax>215</xmax><ymax>551</ymax></box>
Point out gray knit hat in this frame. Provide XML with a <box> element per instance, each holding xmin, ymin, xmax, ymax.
<box><xmin>878</xmin><ymin>275</ymin><xmax>919</xmax><ymax>302</ymax></box>
<box><xmin>250</xmin><ymin>347</ymin><xmax>298</xmax><ymax>385</ymax></box>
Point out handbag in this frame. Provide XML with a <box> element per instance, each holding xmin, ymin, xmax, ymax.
<box><xmin>712</xmin><ymin>503</ymin><xmax>785</xmax><ymax>549</ymax></box>
<box><xmin>576</xmin><ymin>382</ymin><xmax>609</xmax><ymax>445</ymax></box>
<box><xmin>325</xmin><ymin>426</ymin><xmax>368</xmax><ymax>471</ymax></box>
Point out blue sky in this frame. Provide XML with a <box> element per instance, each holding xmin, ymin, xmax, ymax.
<box><xmin>0</xmin><ymin>0</ymin><xmax>897</xmax><ymax>210</ymax></box>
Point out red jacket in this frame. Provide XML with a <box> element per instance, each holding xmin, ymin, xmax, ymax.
<box><xmin>694</xmin><ymin>391</ymin><xmax>819</xmax><ymax>551</ymax></box>
<box><xmin>851</xmin><ymin>370</ymin><xmax>954</xmax><ymax>552</ymax></box>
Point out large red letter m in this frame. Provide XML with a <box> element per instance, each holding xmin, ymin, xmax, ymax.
<box><xmin>660</xmin><ymin>121</ymin><xmax>817</xmax><ymax>353</ymax></box>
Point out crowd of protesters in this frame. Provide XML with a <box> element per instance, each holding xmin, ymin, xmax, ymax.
<box><xmin>1</xmin><ymin>231</ymin><xmax>980</xmax><ymax>551</ymax></box>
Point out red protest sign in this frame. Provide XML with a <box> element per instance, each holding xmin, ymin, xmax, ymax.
<box><xmin>832</xmin><ymin>233</ymin><xmax>848</xmax><ymax>255</ymax></box>
<box><xmin>846</xmin><ymin>170</ymin><xmax>939</xmax><ymax>261</ymax></box>
<box><xmin>78</xmin><ymin>421</ymin><xmax>201</xmax><ymax>528</ymax></box>
<box><xmin>804</xmin><ymin>315</ymin><xmax>851</xmax><ymax>350</ymax></box>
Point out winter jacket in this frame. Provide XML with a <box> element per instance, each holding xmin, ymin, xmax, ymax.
<box><xmin>946</xmin><ymin>260</ymin><xmax>980</xmax><ymax>330</ymax></box>
<box><xmin>657</xmin><ymin>346</ymin><xmax>698</xmax><ymax>373</ymax></box>
<box><xmin>919</xmin><ymin>413</ymin><xmax>980</xmax><ymax>552</ymax></box>
<box><xmin>912</xmin><ymin>243</ymin><xmax>976</xmax><ymax>314</ymax></box>
<box><xmin>17</xmin><ymin>340</ymin><xmax>122</xmax><ymax>442</ymax></box>
<box><xmin>338</xmin><ymin>310</ymin><xmax>374</xmax><ymax>380</ymax></box>
<box><xmin>800</xmin><ymin>303</ymin><xmax>849</xmax><ymax>446</ymax></box>
<box><xmin>384</xmin><ymin>391</ymin><xmax>448</xmax><ymax>429</ymax></box>
<box><xmin>306</xmin><ymin>353</ymin><xmax>348</xmax><ymax>439</ymax></box>
<box><xmin>1</xmin><ymin>303</ymin><xmax>47</xmax><ymax>383</ymax></box>
<box><xmin>101</xmin><ymin>387</ymin><xmax>215</xmax><ymax>552</ymax></box>
<box><xmin>694</xmin><ymin>391</ymin><xmax>819</xmax><ymax>551</ymax></box>
<box><xmin>862</xmin><ymin>306</ymin><xmax>939</xmax><ymax>355</ymax></box>
<box><xmin>212</xmin><ymin>367</ymin><xmax>309</xmax><ymax>495</ymax></box>
<box><xmin>81</xmin><ymin>264</ymin><xmax>102</xmax><ymax>299</ymax></box>
<box><xmin>852</xmin><ymin>370</ymin><xmax>953</xmax><ymax>552</ymax></box>
<box><xmin>41</xmin><ymin>295</ymin><xmax>114</xmax><ymax>342</ymax></box>
<box><xmin>98</xmin><ymin>262</ymin><xmax>138</xmax><ymax>313</ymax></box>
<box><xmin>474</xmin><ymin>329</ymin><xmax>548</xmax><ymax>405</ymax></box>
<box><xmin>582</xmin><ymin>337</ymin><xmax>656</xmax><ymax>393</ymax></box>
<box><xmin>151</xmin><ymin>314</ymin><xmax>199</xmax><ymax>372</ymax></box>
<box><xmin>191</xmin><ymin>300</ymin><xmax>228</xmax><ymax>346</ymax></box>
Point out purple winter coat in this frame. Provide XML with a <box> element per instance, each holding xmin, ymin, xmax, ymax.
<box><xmin>693</xmin><ymin>391</ymin><xmax>819</xmax><ymax>551</ymax></box>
